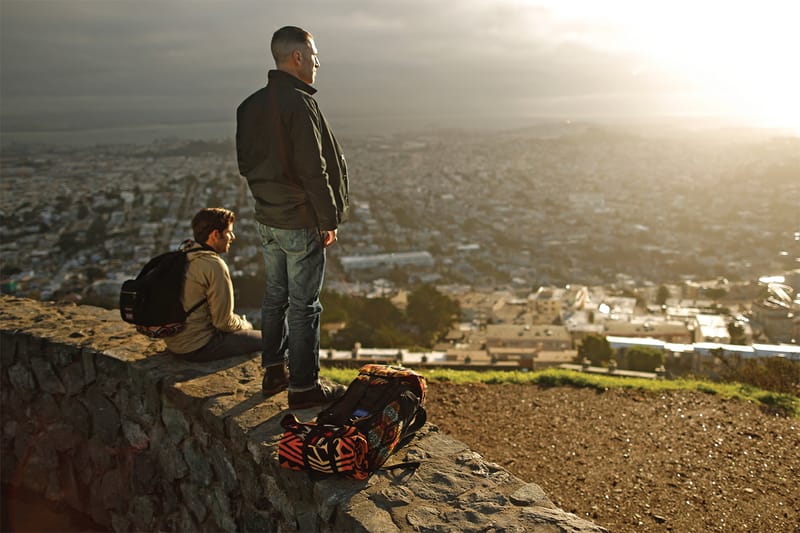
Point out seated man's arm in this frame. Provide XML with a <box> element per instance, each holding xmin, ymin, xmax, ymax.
<box><xmin>206</xmin><ymin>259</ymin><xmax>249</xmax><ymax>332</ymax></box>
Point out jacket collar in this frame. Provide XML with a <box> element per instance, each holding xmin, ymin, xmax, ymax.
<box><xmin>268</xmin><ymin>69</ymin><xmax>317</xmax><ymax>95</ymax></box>
<box><xmin>179</xmin><ymin>239</ymin><xmax>218</xmax><ymax>254</ymax></box>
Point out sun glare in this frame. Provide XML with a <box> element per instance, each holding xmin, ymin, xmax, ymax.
<box><xmin>523</xmin><ymin>0</ymin><xmax>800</xmax><ymax>133</ymax></box>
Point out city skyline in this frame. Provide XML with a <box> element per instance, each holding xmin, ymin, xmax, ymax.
<box><xmin>2</xmin><ymin>0</ymin><xmax>800</xmax><ymax>145</ymax></box>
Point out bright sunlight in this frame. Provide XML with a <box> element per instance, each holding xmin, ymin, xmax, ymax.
<box><xmin>522</xmin><ymin>0</ymin><xmax>800</xmax><ymax>132</ymax></box>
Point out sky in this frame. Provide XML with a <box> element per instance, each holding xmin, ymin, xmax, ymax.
<box><xmin>2</xmin><ymin>0</ymin><xmax>799</xmax><ymax>142</ymax></box>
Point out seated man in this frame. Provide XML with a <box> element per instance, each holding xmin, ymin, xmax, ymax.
<box><xmin>165</xmin><ymin>207</ymin><xmax>264</xmax><ymax>362</ymax></box>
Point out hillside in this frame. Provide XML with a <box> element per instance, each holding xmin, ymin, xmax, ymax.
<box><xmin>425</xmin><ymin>382</ymin><xmax>799</xmax><ymax>533</ymax></box>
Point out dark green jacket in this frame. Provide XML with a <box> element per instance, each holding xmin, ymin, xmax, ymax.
<box><xmin>236</xmin><ymin>70</ymin><xmax>349</xmax><ymax>230</ymax></box>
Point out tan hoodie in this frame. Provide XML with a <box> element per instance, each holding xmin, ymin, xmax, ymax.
<box><xmin>164</xmin><ymin>243</ymin><xmax>250</xmax><ymax>354</ymax></box>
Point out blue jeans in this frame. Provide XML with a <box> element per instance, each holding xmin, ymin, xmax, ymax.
<box><xmin>257</xmin><ymin>224</ymin><xmax>325</xmax><ymax>392</ymax></box>
<box><xmin>178</xmin><ymin>330</ymin><xmax>262</xmax><ymax>362</ymax></box>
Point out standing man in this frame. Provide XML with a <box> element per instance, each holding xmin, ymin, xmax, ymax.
<box><xmin>165</xmin><ymin>208</ymin><xmax>263</xmax><ymax>361</ymax></box>
<box><xmin>236</xmin><ymin>26</ymin><xmax>349</xmax><ymax>409</ymax></box>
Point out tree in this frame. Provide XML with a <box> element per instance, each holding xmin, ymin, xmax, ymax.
<box><xmin>320</xmin><ymin>290</ymin><xmax>351</xmax><ymax>324</ymax></box>
<box><xmin>406</xmin><ymin>284</ymin><xmax>460</xmax><ymax>347</ymax></box>
<box><xmin>705</xmin><ymin>287</ymin><xmax>728</xmax><ymax>301</ymax></box>
<box><xmin>360</xmin><ymin>297</ymin><xmax>404</xmax><ymax>327</ymax></box>
<box><xmin>233</xmin><ymin>275</ymin><xmax>265</xmax><ymax>308</ymax></box>
<box><xmin>626</xmin><ymin>346</ymin><xmax>665</xmax><ymax>372</ymax></box>
<box><xmin>656</xmin><ymin>285</ymin><xmax>670</xmax><ymax>306</ymax></box>
<box><xmin>727</xmin><ymin>321</ymin><xmax>748</xmax><ymax>345</ymax></box>
<box><xmin>578</xmin><ymin>334</ymin><xmax>612</xmax><ymax>366</ymax></box>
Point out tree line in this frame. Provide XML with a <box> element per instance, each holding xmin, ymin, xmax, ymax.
<box><xmin>320</xmin><ymin>284</ymin><xmax>460</xmax><ymax>350</ymax></box>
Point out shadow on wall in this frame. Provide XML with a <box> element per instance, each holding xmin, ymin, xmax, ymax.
<box><xmin>2</xmin><ymin>485</ymin><xmax>108</xmax><ymax>532</ymax></box>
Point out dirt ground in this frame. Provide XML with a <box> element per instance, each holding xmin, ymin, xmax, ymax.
<box><xmin>425</xmin><ymin>382</ymin><xmax>799</xmax><ymax>533</ymax></box>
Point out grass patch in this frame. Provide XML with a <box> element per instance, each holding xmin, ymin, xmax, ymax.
<box><xmin>321</xmin><ymin>366</ymin><xmax>800</xmax><ymax>417</ymax></box>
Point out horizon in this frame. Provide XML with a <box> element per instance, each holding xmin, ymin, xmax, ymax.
<box><xmin>2</xmin><ymin>1</ymin><xmax>800</xmax><ymax>145</ymax></box>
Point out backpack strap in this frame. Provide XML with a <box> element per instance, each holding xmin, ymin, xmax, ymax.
<box><xmin>181</xmin><ymin>242</ymin><xmax>212</xmax><ymax>318</ymax></box>
<box><xmin>379</xmin><ymin>461</ymin><xmax>421</xmax><ymax>473</ymax></box>
<box><xmin>185</xmin><ymin>298</ymin><xmax>207</xmax><ymax>316</ymax></box>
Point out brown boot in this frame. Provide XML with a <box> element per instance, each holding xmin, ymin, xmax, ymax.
<box><xmin>262</xmin><ymin>364</ymin><xmax>289</xmax><ymax>397</ymax></box>
<box><xmin>288</xmin><ymin>383</ymin><xmax>346</xmax><ymax>410</ymax></box>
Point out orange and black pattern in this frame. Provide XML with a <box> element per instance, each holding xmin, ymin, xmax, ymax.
<box><xmin>135</xmin><ymin>322</ymin><xmax>186</xmax><ymax>338</ymax></box>
<box><xmin>355</xmin><ymin>364</ymin><xmax>427</xmax><ymax>404</ymax></box>
<box><xmin>279</xmin><ymin>365</ymin><xmax>427</xmax><ymax>479</ymax></box>
<box><xmin>278</xmin><ymin>414</ymin><xmax>370</xmax><ymax>479</ymax></box>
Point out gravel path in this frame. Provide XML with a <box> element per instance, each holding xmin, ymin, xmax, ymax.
<box><xmin>425</xmin><ymin>382</ymin><xmax>799</xmax><ymax>533</ymax></box>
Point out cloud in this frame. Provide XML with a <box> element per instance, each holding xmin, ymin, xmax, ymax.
<box><xmin>0</xmin><ymin>0</ymin><xmax>732</xmax><ymax>136</ymax></box>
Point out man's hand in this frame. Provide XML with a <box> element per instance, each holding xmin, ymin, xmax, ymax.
<box><xmin>321</xmin><ymin>229</ymin><xmax>338</xmax><ymax>247</ymax></box>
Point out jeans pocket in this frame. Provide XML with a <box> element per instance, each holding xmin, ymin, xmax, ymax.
<box><xmin>273</xmin><ymin>227</ymin><xmax>319</xmax><ymax>256</ymax></box>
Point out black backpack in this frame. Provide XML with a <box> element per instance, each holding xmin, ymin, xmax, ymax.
<box><xmin>119</xmin><ymin>250</ymin><xmax>205</xmax><ymax>338</ymax></box>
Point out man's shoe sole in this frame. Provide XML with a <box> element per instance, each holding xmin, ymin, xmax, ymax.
<box><xmin>262</xmin><ymin>383</ymin><xmax>288</xmax><ymax>397</ymax></box>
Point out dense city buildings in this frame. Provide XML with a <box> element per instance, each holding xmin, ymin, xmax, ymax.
<box><xmin>1</xmin><ymin>126</ymin><xmax>798</xmax><ymax>358</ymax></box>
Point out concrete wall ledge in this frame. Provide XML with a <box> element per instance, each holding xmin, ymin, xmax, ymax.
<box><xmin>1</xmin><ymin>295</ymin><xmax>605</xmax><ymax>532</ymax></box>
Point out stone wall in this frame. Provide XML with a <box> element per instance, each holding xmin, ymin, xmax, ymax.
<box><xmin>0</xmin><ymin>295</ymin><xmax>604</xmax><ymax>532</ymax></box>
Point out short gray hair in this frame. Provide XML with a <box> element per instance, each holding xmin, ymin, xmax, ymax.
<box><xmin>271</xmin><ymin>26</ymin><xmax>312</xmax><ymax>64</ymax></box>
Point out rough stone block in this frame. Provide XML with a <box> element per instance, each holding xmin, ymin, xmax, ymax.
<box><xmin>84</xmin><ymin>385</ymin><xmax>121</xmax><ymax>443</ymax></box>
<box><xmin>160</xmin><ymin>479</ymin><xmax>180</xmax><ymax>516</ymax></box>
<box><xmin>58</xmin><ymin>360</ymin><xmax>86</xmax><ymax>396</ymax></box>
<box><xmin>1</xmin><ymin>451</ymin><xmax>17</xmax><ymax>485</ymax></box>
<box><xmin>192</xmin><ymin>421</ymin><xmax>210</xmax><ymax>447</ymax></box>
<box><xmin>73</xmin><ymin>441</ymin><xmax>94</xmax><ymax>486</ymax></box>
<box><xmin>2</xmin><ymin>419</ymin><xmax>17</xmax><ymax>441</ymax></box>
<box><xmin>262</xmin><ymin>474</ymin><xmax>296</xmax><ymax>524</ymax></box>
<box><xmin>182</xmin><ymin>437</ymin><xmax>213</xmax><ymax>486</ymax></box>
<box><xmin>60</xmin><ymin>397</ymin><xmax>91</xmax><ymax>439</ymax></box>
<box><xmin>82</xmin><ymin>348</ymin><xmax>97</xmax><ymax>385</ymax></box>
<box><xmin>32</xmin><ymin>437</ymin><xmax>59</xmax><ymax>470</ymax></box>
<box><xmin>31</xmin><ymin>392</ymin><xmax>61</xmax><ymax>425</ymax></box>
<box><xmin>146</xmin><ymin>419</ymin><xmax>166</xmax><ymax>449</ymax></box>
<box><xmin>157</xmin><ymin>440</ymin><xmax>188</xmax><ymax>481</ymax></box>
<box><xmin>509</xmin><ymin>482</ymin><xmax>555</xmax><ymax>508</ymax></box>
<box><xmin>239</xmin><ymin>506</ymin><xmax>279</xmax><ymax>533</ymax></box>
<box><xmin>7</xmin><ymin>363</ymin><xmax>36</xmax><ymax>399</ymax></box>
<box><xmin>100</xmin><ymin>468</ymin><xmax>129</xmax><ymax>512</ymax></box>
<box><xmin>404</xmin><ymin>505</ymin><xmax>442</xmax><ymax>530</ymax></box>
<box><xmin>234</xmin><ymin>455</ymin><xmax>259</xmax><ymax>502</ymax></box>
<box><xmin>122</xmin><ymin>420</ymin><xmax>149</xmax><ymax>450</ymax></box>
<box><xmin>13</xmin><ymin>333</ymin><xmax>39</xmax><ymax>365</ymax></box>
<box><xmin>87</xmin><ymin>436</ymin><xmax>114</xmax><ymax>473</ymax></box>
<box><xmin>209</xmin><ymin>485</ymin><xmax>236</xmax><ymax>533</ymax></box>
<box><xmin>45</xmin><ymin>468</ymin><xmax>62</xmax><ymax>502</ymax></box>
<box><xmin>46</xmin><ymin>422</ymin><xmax>82</xmax><ymax>453</ymax></box>
<box><xmin>19</xmin><ymin>455</ymin><xmax>50</xmax><ymax>494</ymax></box>
<box><xmin>209</xmin><ymin>441</ymin><xmax>238</xmax><ymax>494</ymax></box>
<box><xmin>42</xmin><ymin>339</ymin><xmax>78</xmax><ymax>367</ymax></box>
<box><xmin>178</xmin><ymin>504</ymin><xmax>200</xmax><ymax>532</ymax></box>
<box><xmin>58</xmin><ymin>460</ymin><xmax>84</xmax><ymax>510</ymax></box>
<box><xmin>130</xmin><ymin>495</ymin><xmax>156</xmax><ymax>532</ymax></box>
<box><xmin>110</xmin><ymin>512</ymin><xmax>131</xmax><ymax>533</ymax></box>
<box><xmin>179</xmin><ymin>482</ymin><xmax>208</xmax><ymax>523</ymax></box>
<box><xmin>162</xmin><ymin>402</ymin><xmax>190</xmax><ymax>444</ymax></box>
<box><xmin>131</xmin><ymin>451</ymin><xmax>158</xmax><ymax>495</ymax></box>
<box><xmin>143</xmin><ymin>379</ymin><xmax>161</xmax><ymax>423</ymax></box>
<box><xmin>30</xmin><ymin>357</ymin><xmax>66</xmax><ymax>395</ymax></box>
<box><xmin>345</xmin><ymin>499</ymin><xmax>399</xmax><ymax>533</ymax></box>
<box><xmin>373</xmin><ymin>485</ymin><xmax>416</xmax><ymax>507</ymax></box>
<box><xmin>95</xmin><ymin>350</ymin><xmax>138</xmax><ymax>377</ymax></box>
<box><xmin>0</xmin><ymin>333</ymin><xmax>17</xmax><ymax>367</ymax></box>
<box><xmin>456</xmin><ymin>488</ymin><xmax>509</xmax><ymax>515</ymax></box>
